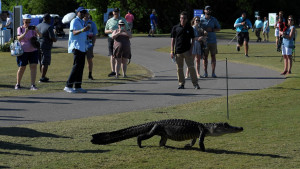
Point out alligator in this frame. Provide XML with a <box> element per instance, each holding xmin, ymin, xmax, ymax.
<box><xmin>91</xmin><ymin>119</ymin><xmax>243</xmax><ymax>152</ymax></box>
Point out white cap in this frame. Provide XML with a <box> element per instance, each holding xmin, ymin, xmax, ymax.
<box><xmin>23</xmin><ymin>14</ymin><xmax>32</xmax><ymax>19</ymax></box>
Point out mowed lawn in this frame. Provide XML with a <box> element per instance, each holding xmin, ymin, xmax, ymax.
<box><xmin>0</xmin><ymin>29</ymin><xmax>300</xmax><ymax>168</ymax></box>
<box><xmin>0</xmin><ymin>47</ymin><xmax>151</xmax><ymax>97</ymax></box>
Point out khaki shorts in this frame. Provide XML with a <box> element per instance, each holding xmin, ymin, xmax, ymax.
<box><xmin>204</xmin><ymin>43</ymin><xmax>217</xmax><ymax>56</ymax></box>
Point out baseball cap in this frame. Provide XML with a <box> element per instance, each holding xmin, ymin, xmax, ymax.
<box><xmin>118</xmin><ymin>20</ymin><xmax>125</xmax><ymax>25</ymax></box>
<box><xmin>205</xmin><ymin>6</ymin><xmax>211</xmax><ymax>10</ymax></box>
<box><xmin>43</xmin><ymin>13</ymin><xmax>51</xmax><ymax>20</ymax></box>
<box><xmin>76</xmin><ymin>7</ymin><xmax>87</xmax><ymax>13</ymax></box>
<box><xmin>113</xmin><ymin>8</ymin><xmax>120</xmax><ymax>12</ymax></box>
<box><xmin>23</xmin><ymin>14</ymin><xmax>32</xmax><ymax>20</ymax></box>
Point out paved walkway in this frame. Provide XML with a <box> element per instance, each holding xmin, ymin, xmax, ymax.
<box><xmin>0</xmin><ymin>37</ymin><xmax>285</xmax><ymax>127</ymax></box>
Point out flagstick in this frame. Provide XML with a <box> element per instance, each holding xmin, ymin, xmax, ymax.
<box><xmin>226</xmin><ymin>58</ymin><xmax>229</xmax><ymax>120</ymax></box>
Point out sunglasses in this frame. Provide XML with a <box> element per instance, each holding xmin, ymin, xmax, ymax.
<box><xmin>195</xmin><ymin>20</ymin><xmax>200</xmax><ymax>22</ymax></box>
<box><xmin>288</xmin><ymin>18</ymin><xmax>294</xmax><ymax>21</ymax></box>
<box><xmin>25</xmin><ymin>21</ymin><xmax>31</xmax><ymax>23</ymax></box>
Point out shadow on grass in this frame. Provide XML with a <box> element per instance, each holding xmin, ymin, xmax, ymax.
<box><xmin>0</xmin><ymin>141</ymin><xmax>109</xmax><ymax>154</ymax></box>
<box><xmin>205</xmin><ymin>148</ymin><xmax>289</xmax><ymax>159</ymax></box>
<box><xmin>163</xmin><ymin>146</ymin><xmax>289</xmax><ymax>159</ymax></box>
<box><xmin>0</xmin><ymin>127</ymin><xmax>70</xmax><ymax>138</ymax></box>
<box><xmin>0</xmin><ymin>150</ymin><xmax>32</xmax><ymax>156</ymax></box>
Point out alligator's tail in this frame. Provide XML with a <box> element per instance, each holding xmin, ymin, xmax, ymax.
<box><xmin>91</xmin><ymin>123</ymin><xmax>154</xmax><ymax>145</ymax></box>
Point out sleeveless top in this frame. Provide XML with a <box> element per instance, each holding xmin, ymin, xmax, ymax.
<box><xmin>282</xmin><ymin>26</ymin><xmax>295</xmax><ymax>48</ymax></box>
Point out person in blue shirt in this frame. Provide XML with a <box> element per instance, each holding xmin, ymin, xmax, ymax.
<box><xmin>200</xmin><ymin>6</ymin><xmax>221</xmax><ymax>78</ymax></box>
<box><xmin>254</xmin><ymin>16</ymin><xmax>263</xmax><ymax>42</ymax></box>
<box><xmin>234</xmin><ymin>12</ymin><xmax>252</xmax><ymax>57</ymax></box>
<box><xmin>280</xmin><ymin>15</ymin><xmax>295</xmax><ymax>75</ymax></box>
<box><xmin>64</xmin><ymin>7</ymin><xmax>90</xmax><ymax>93</ymax></box>
<box><xmin>148</xmin><ymin>9</ymin><xmax>157</xmax><ymax>37</ymax></box>
<box><xmin>84</xmin><ymin>13</ymin><xmax>98</xmax><ymax>80</ymax></box>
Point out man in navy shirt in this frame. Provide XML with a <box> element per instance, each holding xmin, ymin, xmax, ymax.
<box><xmin>148</xmin><ymin>9</ymin><xmax>157</xmax><ymax>37</ymax></box>
<box><xmin>171</xmin><ymin>11</ymin><xmax>200</xmax><ymax>90</ymax></box>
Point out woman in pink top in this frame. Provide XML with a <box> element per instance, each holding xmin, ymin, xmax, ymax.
<box><xmin>15</xmin><ymin>14</ymin><xmax>42</xmax><ymax>90</ymax></box>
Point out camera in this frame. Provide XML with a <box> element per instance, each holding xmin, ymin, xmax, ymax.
<box><xmin>28</xmin><ymin>26</ymin><xmax>36</xmax><ymax>30</ymax></box>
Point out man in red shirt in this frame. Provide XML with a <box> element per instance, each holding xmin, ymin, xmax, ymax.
<box><xmin>125</xmin><ymin>10</ymin><xmax>134</xmax><ymax>32</ymax></box>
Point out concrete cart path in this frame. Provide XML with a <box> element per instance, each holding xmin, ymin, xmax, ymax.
<box><xmin>0</xmin><ymin>37</ymin><xmax>285</xmax><ymax>127</ymax></box>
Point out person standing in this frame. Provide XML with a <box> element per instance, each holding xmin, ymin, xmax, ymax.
<box><xmin>36</xmin><ymin>13</ymin><xmax>57</xmax><ymax>83</ymax></box>
<box><xmin>280</xmin><ymin>15</ymin><xmax>295</xmax><ymax>75</ymax></box>
<box><xmin>263</xmin><ymin>16</ymin><xmax>270</xmax><ymax>42</ymax></box>
<box><xmin>200</xmin><ymin>5</ymin><xmax>221</xmax><ymax>78</ymax></box>
<box><xmin>234</xmin><ymin>11</ymin><xmax>252</xmax><ymax>57</ymax></box>
<box><xmin>171</xmin><ymin>11</ymin><xmax>200</xmax><ymax>90</ymax></box>
<box><xmin>63</xmin><ymin>7</ymin><xmax>90</xmax><ymax>93</ymax></box>
<box><xmin>84</xmin><ymin>14</ymin><xmax>98</xmax><ymax>80</ymax></box>
<box><xmin>275</xmin><ymin>11</ymin><xmax>285</xmax><ymax>52</ymax></box>
<box><xmin>148</xmin><ymin>9</ymin><xmax>157</xmax><ymax>37</ymax></box>
<box><xmin>15</xmin><ymin>14</ymin><xmax>42</xmax><ymax>90</ymax></box>
<box><xmin>185</xmin><ymin>16</ymin><xmax>206</xmax><ymax>79</ymax></box>
<box><xmin>125</xmin><ymin>10</ymin><xmax>134</xmax><ymax>32</ymax></box>
<box><xmin>254</xmin><ymin>16</ymin><xmax>263</xmax><ymax>42</ymax></box>
<box><xmin>112</xmin><ymin>20</ymin><xmax>132</xmax><ymax>78</ymax></box>
<box><xmin>105</xmin><ymin>8</ymin><xmax>129</xmax><ymax>77</ymax></box>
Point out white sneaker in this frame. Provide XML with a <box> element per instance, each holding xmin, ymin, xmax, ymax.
<box><xmin>64</xmin><ymin>87</ymin><xmax>77</xmax><ymax>93</ymax></box>
<box><xmin>74</xmin><ymin>88</ymin><xmax>87</xmax><ymax>93</ymax></box>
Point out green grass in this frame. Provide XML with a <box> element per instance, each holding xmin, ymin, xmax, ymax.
<box><xmin>1</xmin><ymin>30</ymin><xmax>300</xmax><ymax>168</ymax></box>
<box><xmin>0</xmin><ymin>47</ymin><xmax>151</xmax><ymax>97</ymax></box>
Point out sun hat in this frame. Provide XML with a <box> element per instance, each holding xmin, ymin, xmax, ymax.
<box><xmin>23</xmin><ymin>14</ymin><xmax>32</xmax><ymax>20</ymax></box>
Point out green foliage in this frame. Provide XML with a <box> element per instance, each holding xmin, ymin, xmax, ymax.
<box><xmin>0</xmin><ymin>40</ymin><xmax>12</xmax><ymax>52</ymax></box>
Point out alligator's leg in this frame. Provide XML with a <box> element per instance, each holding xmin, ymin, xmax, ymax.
<box><xmin>198</xmin><ymin>128</ymin><xmax>206</xmax><ymax>152</ymax></box>
<box><xmin>184</xmin><ymin>138</ymin><xmax>196</xmax><ymax>148</ymax></box>
<box><xmin>137</xmin><ymin>124</ymin><xmax>161</xmax><ymax>148</ymax></box>
<box><xmin>159</xmin><ymin>135</ymin><xmax>167</xmax><ymax>147</ymax></box>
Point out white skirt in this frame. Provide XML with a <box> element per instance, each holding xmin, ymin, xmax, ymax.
<box><xmin>282</xmin><ymin>47</ymin><xmax>293</xmax><ymax>55</ymax></box>
<box><xmin>275</xmin><ymin>28</ymin><xmax>279</xmax><ymax>37</ymax></box>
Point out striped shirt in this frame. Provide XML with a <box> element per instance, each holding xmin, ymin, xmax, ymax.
<box><xmin>105</xmin><ymin>17</ymin><xmax>129</xmax><ymax>38</ymax></box>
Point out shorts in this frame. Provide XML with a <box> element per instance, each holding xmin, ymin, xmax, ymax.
<box><xmin>275</xmin><ymin>28</ymin><xmax>279</xmax><ymax>37</ymax></box>
<box><xmin>108</xmin><ymin>37</ymin><xmax>114</xmax><ymax>56</ymax></box>
<box><xmin>86</xmin><ymin>45</ymin><xmax>94</xmax><ymax>59</ymax></box>
<box><xmin>16</xmin><ymin>50</ymin><xmax>39</xmax><ymax>67</ymax></box>
<box><xmin>282</xmin><ymin>47</ymin><xmax>293</xmax><ymax>55</ymax></box>
<box><xmin>204</xmin><ymin>43</ymin><xmax>217</xmax><ymax>56</ymax></box>
<box><xmin>40</xmin><ymin>49</ymin><xmax>51</xmax><ymax>65</ymax></box>
<box><xmin>151</xmin><ymin>24</ymin><xmax>156</xmax><ymax>31</ymax></box>
<box><xmin>128</xmin><ymin>22</ymin><xmax>133</xmax><ymax>30</ymax></box>
<box><xmin>237</xmin><ymin>32</ymin><xmax>249</xmax><ymax>46</ymax></box>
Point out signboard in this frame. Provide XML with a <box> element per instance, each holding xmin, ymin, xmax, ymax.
<box><xmin>268</xmin><ymin>13</ymin><xmax>276</xmax><ymax>26</ymax></box>
<box><xmin>13</xmin><ymin>5</ymin><xmax>22</xmax><ymax>38</ymax></box>
<box><xmin>194</xmin><ymin>9</ymin><xmax>203</xmax><ymax>18</ymax></box>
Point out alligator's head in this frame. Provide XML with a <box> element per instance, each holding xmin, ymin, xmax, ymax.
<box><xmin>204</xmin><ymin>122</ymin><xmax>243</xmax><ymax>136</ymax></box>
